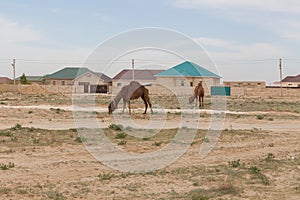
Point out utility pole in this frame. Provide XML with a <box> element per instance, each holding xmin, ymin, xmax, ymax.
<box><xmin>279</xmin><ymin>58</ymin><xmax>283</xmax><ymax>97</ymax></box>
<box><xmin>11</xmin><ymin>59</ymin><xmax>16</xmax><ymax>92</ymax></box>
<box><xmin>132</xmin><ymin>59</ymin><xmax>135</xmax><ymax>81</ymax></box>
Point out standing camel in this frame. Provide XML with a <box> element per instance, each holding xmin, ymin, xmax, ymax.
<box><xmin>108</xmin><ymin>81</ymin><xmax>153</xmax><ymax>114</ymax></box>
<box><xmin>189</xmin><ymin>81</ymin><xmax>205</xmax><ymax>108</ymax></box>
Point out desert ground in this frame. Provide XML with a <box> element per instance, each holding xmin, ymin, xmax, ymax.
<box><xmin>0</xmin><ymin>92</ymin><xmax>299</xmax><ymax>199</ymax></box>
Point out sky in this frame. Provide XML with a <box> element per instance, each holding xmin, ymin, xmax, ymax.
<box><xmin>0</xmin><ymin>0</ymin><xmax>299</xmax><ymax>84</ymax></box>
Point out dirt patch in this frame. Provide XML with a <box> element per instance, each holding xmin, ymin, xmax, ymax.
<box><xmin>0</xmin><ymin>93</ymin><xmax>299</xmax><ymax>199</ymax></box>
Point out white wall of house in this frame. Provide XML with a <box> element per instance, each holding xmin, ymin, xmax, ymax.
<box><xmin>155</xmin><ymin>76</ymin><xmax>220</xmax><ymax>95</ymax></box>
<box><xmin>281</xmin><ymin>82</ymin><xmax>300</xmax><ymax>87</ymax></box>
<box><xmin>74</xmin><ymin>72</ymin><xmax>111</xmax><ymax>93</ymax></box>
<box><xmin>112</xmin><ymin>79</ymin><xmax>156</xmax><ymax>88</ymax></box>
<box><xmin>45</xmin><ymin>79</ymin><xmax>73</xmax><ymax>86</ymax></box>
<box><xmin>75</xmin><ymin>72</ymin><xmax>106</xmax><ymax>85</ymax></box>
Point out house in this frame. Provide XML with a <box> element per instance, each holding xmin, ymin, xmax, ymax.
<box><xmin>0</xmin><ymin>77</ymin><xmax>12</xmax><ymax>84</ymax></box>
<box><xmin>155</xmin><ymin>61</ymin><xmax>221</xmax><ymax>95</ymax></box>
<box><xmin>281</xmin><ymin>74</ymin><xmax>300</xmax><ymax>87</ymax></box>
<box><xmin>74</xmin><ymin>71</ymin><xmax>112</xmax><ymax>93</ymax></box>
<box><xmin>45</xmin><ymin>67</ymin><xmax>112</xmax><ymax>93</ymax></box>
<box><xmin>112</xmin><ymin>69</ymin><xmax>164</xmax><ymax>87</ymax></box>
<box><xmin>44</xmin><ymin>67</ymin><xmax>90</xmax><ymax>86</ymax></box>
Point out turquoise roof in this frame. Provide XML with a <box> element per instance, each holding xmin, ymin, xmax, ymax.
<box><xmin>45</xmin><ymin>67</ymin><xmax>91</xmax><ymax>79</ymax></box>
<box><xmin>155</xmin><ymin>61</ymin><xmax>221</xmax><ymax>78</ymax></box>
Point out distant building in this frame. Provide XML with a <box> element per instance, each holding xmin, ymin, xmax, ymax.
<box><xmin>223</xmin><ymin>81</ymin><xmax>266</xmax><ymax>88</ymax></box>
<box><xmin>112</xmin><ymin>69</ymin><xmax>164</xmax><ymax>87</ymax></box>
<box><xmin>281</xmin><ymin>74</ymin><xmax>300</xmax><ymax>87</ymax></box>
<box><xmin>45</xmin><ymin>67</ymin><xmax>112</xmax><ymax>93</ymax></box>
<box><xmin>155</xmin><ymin>61</ymin><xmax>221</xmax><ymax>95</ymax></box>
<box><xmin>0</xmin><ymin>77</ymin><xmax>11</xmax><ymax>84</ymax></box>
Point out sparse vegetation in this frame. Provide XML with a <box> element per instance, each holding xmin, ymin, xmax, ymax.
<box><xmin>228</xmin><ymin>159</ymin><xmax>241</xmax><ymax>168</ymax></box>
<box><xmin>11</xmin><ymin>123</ymin><xmax>22</xmax><ymax>130</ymax></box>
<box><xmin>109</xmin><ymin>124</ymin><xmax>123</xmax><ymax>131</ymax></box>
<box><xmin>153</xmin><ymin>141</ymin><xmax>162</xmax><ymax>146</ymax></box>
<box><xmin>0</xmin><ymin>131</ymin><xmax>12</xmax><ymax>137</ymax></box>
<box><xmin>46</xmin><ymin>190</ymin><xmax>66</xmax><ymax>200</ymax></box>
<box><xmin>115</xmin><ymin>132</ymin><xmax>127</xmax><ymax>139</ymax></box>
<box><xmin>265</xmin><ymin>153</ymin><xmax>275</xmax><ymax>162</ymax></box>
<box><xmin>75</xmin><ymin>136</ymin><xmax>86</xmax><ymax>143</ymax></box>
<box><xmin>117</xmin><ymin>140</ymin><xmax>127</xmax><ymax>145</ymax></box>
<box><xmin>256</xmin><ymin>115</ymin><xmax>264</xmax><ymax>120</ymax></box>
<box><xmin>0</xmin><ymin>162</ymin><xmax>15</xmax><ymax>170</ymax></box>
<box><xmin>97</xmin><ymin>172</ymin><xmax>114</xmax><ymax>181</ymax></box>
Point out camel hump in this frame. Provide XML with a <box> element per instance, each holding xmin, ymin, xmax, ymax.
<box><xmin>129</xmin><ymin>81</ymin><xmax>141</xmax><ymax>87</ymax></box>
<box><xmin>129</xmin><ymin>81</ymin><xmax>142</xmax><ymax>91</ymax></box>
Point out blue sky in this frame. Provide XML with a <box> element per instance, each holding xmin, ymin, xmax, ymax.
<box><xmin>0</xmin><ymin>0</ymin><xmax>299</xmax><ymax>83</ymax></box>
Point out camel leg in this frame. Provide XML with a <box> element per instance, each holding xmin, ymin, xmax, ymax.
<box><xmin>128</xmin><ymin>101</ymin><xmax>131</xmax><ymax>115</ymax></box>
<box><xmin>122</xmin><ymin>99</ymin><xmax>126</xmax><ymax>113</ymax></box>
<box><xmin>147</xmin><ymin>98</ymin><xmax>153</xmax><ymax>113</ymax></box>
<box><xmin>143</xmin><ymin>96</ymin><xmax>153</xmax><ymax>114</ymax></box>
<box><xmin>141</xmin><ymin>97</ymin><xmax>148</xmax><ymax>114</ymax></box>
<box><xmin>199</xmin><ymin>96</ymin><xmax>201</xmax><ymax>108</ymax></box>
<box><xmin>201</xmin><ymin>96</ymin><xmax>204</xmax><ymax>107</ymax></box>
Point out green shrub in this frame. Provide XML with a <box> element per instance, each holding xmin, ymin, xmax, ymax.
<box><xmin>153</xmin><ymin>141</ymin><xmax>162</xmax><ymax>146</ymax></box>
<box><xmin>11</xmin><ymin>123</ymin><xmax>22</xmax><ymax>130</ymax></box>
<box><xmin>249</xmin><ymin>166</ymin><xmax>260</xmax><ymax>174</ymax></box>
<box><xmin>75</xmin><ymin>136</ymin><xmax>86</xmax><ymax>143</ymax></box>
<box><xmin>109</xmin><ymin>124</ymin><xmax>123</xmax><ymax>131</ymax></box>
<box><xmin>115</xmin><ymin>132</ymin><xmax>127</xmax><ymax>139</ymax></box>
<box><xmin>228</xmin><ymin>159</ymin><xmax>241</xmax><ymax>168</ymax></box>
<box><xmin>0</xmin><ymin>131</ymin><xmax>12</xmax><ymax>137</ymax></box>
<box><xmin>0</xmin><ymin>162</ymin><xmax>15</xmax><ymax>170</ymax></box>
<box><xmin>256</xmin><ymin>115</ymin><xmax>264</xmax><ymax>120</ymax></box>
<box><xmin>118</xmin><ymin>140</ymin><xmax>127</xmax><ymax>145</ymax></box>
<box><xmin>97</xmin><ymin>173</ymin><xmax>114</xmax><ymax>180</ymax></box>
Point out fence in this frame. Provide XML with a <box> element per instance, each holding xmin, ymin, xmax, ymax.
<box><xmin>1</xmin><ymin>83</ymin><xmax>299</xmax><ymax>98</ymax></box>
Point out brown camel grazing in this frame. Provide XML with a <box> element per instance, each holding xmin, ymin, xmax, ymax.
<box><xmin>189</xmin><ymin>81</ymin><xmax>205</xmax><ymax>108</ymax></box>
<box><xmin>108</xmin><ymin>81</ymin><xmax>153</xmax><ymax>114</ymax></box>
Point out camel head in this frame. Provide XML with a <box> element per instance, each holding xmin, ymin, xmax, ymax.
<box><xmin>108</xmin><ymin>101</ymin><xmax>116</xmax><ymax>114</ymax></box>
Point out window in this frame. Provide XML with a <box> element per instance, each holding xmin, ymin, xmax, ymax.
<box><xmin>61</xmin><ymin>81</ymin><xmax>65</xmax><ymax>85</ymax></box>
<box><xmin>117</xmin><ymin>82</ymin><xmax>122</xmax><ymax>86</ymax></box>
<box><xmin>181</xmin><ymin>80</ymin><xmax>185</xmax><ymax>86</ymax></box>
<box><xmin>190</xmin><ymin>82</ymin><xmax>193</xmax><ymax>87</ymax></box>
<box><xmin>53</xmin><ymin>81</ymin><xmax>56</xmax><ymax>85</ymax></box>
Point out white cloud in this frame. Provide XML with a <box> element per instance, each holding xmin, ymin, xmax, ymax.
<box><xmin>194</xmin><ymin>37</ymin><xmax>234</xmax><ymax>50</ymax></box>
<box><xmin>0</xmin><ymin>16</ymin><xmax>43</xmax><ymax>44</ymax></box>
<box><xmin>172</xmin><ymin>0</ymin><xmax>300</xmax><ymax>13</ymax></box>
<box><xmin>193</xmin><ymin>36</ymin><xmax>288</xmax><ymax>82</ymax></box>
<box><xmin>172</xmin><ymin>0</ymin><xmax>300</xmax><ymax>42</ymax></box>
<box><xmin>194</xmin><ymin>36</ymin><xmax>285</xmax><ymax>60</ymax></box>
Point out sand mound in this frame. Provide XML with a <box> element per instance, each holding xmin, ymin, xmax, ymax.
<box><xmin>18</xmin><ymin>83</ymin><xmax>48</xmax><ymax>94</ymax></box>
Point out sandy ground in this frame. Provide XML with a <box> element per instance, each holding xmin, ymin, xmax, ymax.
<box><xmin>0</xmin><ymin>94</ymin><xmax>299</xmax><ymax>199</ymax></box>
<box><xmin>0</xmin><ymin>104</ymin><xmax>299</xmax><ymax>131</ymax></box>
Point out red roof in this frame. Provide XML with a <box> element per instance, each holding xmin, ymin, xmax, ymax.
<box><xmin>282</xmin><ymin>74</ymin><xmax>300</xmax><ymax>82</ymax></box>
<box><xmin>0</xmin><ymin>77</ymin><xmax>11</xmax><ymax>84</ymax></box>
<box><xmin>113</xmin><ymin>69</ymin><xmax>164</xmax><ymax>80</ymax></box>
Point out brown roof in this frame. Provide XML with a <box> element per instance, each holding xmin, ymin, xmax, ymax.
<box><xmin>113</xmin><ymin>69</ymin><xmax>164</xmax><ymax>80</ymax></box>
<box><xmin>94</xmin><ymin>72</ymin><xmax>112</xmax><ymax>82</ymax></box>
<box><xmin>282</xmin><ymin>74</ymin><xmax>300</xmax><ymax>82</ymax></box>
<box><xmin>0</xmin><ymin>77</ymin><xmax>11</xmax><ymax>84</ymax></box>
